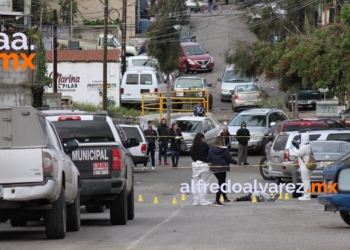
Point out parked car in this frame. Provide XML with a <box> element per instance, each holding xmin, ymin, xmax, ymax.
<box><xmin>185</xmin><ymin>0</ymin><xmax>207</xmax><ymax>12</ymax></box>
<box><xmin>297</xmin><ymin>118</ymin><xmax>346</xmax><ymax>129</ymax></box>
<box><xmin>173</xmin><ymin>76</ymin><xmax>214</xmax><ymax>110</ymax></box>
<box><xmin>0</xmin><ymin>106</ymin><xmax>80</xmax><ymax>239</ymax></box>
<box><xmin>318</xmin><ymin>152</ymin><xmax>350</xmax><ymax>226</ymax></box>
<box><xmin>285</xmin><ymin>87</ymin><xmax>322</xmax><ymax>111</ymax></box>
<box><xmin>290</xmin><ymin>140</ymin><xmax>350</xmax><ymax>198</ymax></box>
<box><xmin>44</xmin><ymin>110</ymin><xmax>138</xmax><ymax>225</ymax></box>
<box><xmin>174</xmin><ymin>25</ymin><xmax>196</xmax><ymax>42</ymax></box>
<box><xmin>120</xmin><ymin>123</ymin><xmax>149</xmax><ymax>166</ymax></box>
<box><xmin>219</xmin><ymin>64</ymin><xmax>257</xmax><ymax>102</ymax></box>
<box><xmin>272</xmin><ymin>119</ymin><xmax>330</xmax><ymax>138</ymax></box>
<box><xmin>172</xmin><ymin>113</ymin><xmax>223</xmax><ymax>151</ymax></box>
<box><xmin>231</xmin><ymin>84</ymin><xmax>263</xmax><ymax>112</ymax></box>
<box><xmin>223</xmin><ymin>108</ymin><xmax>289</xmax><ymax>154</ymax></box>
<box><xmin>178</xmin><ymin>42</ymin><xmax>214</xmax><ymax>75</ymax></box>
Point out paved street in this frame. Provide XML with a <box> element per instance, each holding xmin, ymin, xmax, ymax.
<box><xmin>0</xmin><ymin>6</ymin><xmax>342</xmax><ymax>250</ymax></box>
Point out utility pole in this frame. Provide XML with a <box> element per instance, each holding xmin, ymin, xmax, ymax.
<box><xmin>102</xmin><ymin>0</ymin><xmax>108</xmax><ymax>111</ymax></box>
<box><xmin>70</xmin><ymin>0</ymin><xmax>73</xmax><ymax>40</ymax></box>
<box><xmin>121</xmin><ymin>0</ymin><xmax>127</xmax><ymax>75</ymax></box>
<box><xmin>53</xmin><ymin>9</ymin><xmax>58</xmax><ymax>93</ymax></box>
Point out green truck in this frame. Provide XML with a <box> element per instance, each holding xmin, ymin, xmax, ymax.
<box><xmin>285</xmin><ymin>87</ymin><xmax>322</xmax><ymax>111</ymax></box>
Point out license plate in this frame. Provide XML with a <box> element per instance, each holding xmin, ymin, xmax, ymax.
<box><xmin>0</xmin><ymin>185</ymin><xmax>3</xmax><ymax>197</ymax></box>
<box><xmin>274</xmin><ymin>157</ymin><xmax>279</xmax><ymax>163</ymax></box>
<box><xmin>245</xmin><ymin>102</ymin><xmax>254</xmax><ymax>105</ymax></box>
<box><xmin>201</xmin><ymin>65</ymin><xmax>206</xmax><ymax>68</ymax></box>
<box><xmin>269</xmin><ymin>173</ymin><xmax>281</xmax><ymax>177</ymax></box>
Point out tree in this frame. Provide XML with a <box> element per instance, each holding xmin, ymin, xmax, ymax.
<box><xmin>31</xmin><ymin>0</ymin><xmax>53</xmax><ymax>25</ymax></box>
<box><xmin>146</xmin><ymin>0</ymin><xmax>188</xmax><ymax>124</ymax></box>
<box><xmin>58</xmin><ymin>0</ymin><xmax>79</xmax><ymax>25</ymax></box>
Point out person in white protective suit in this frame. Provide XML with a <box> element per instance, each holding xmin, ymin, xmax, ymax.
<box><xmin>289</xmin><ymin>133</ymin><xmax>312</xmax><ymax>201</ymax></box>
<box><xmin>190</xmin><ymin>133</ymin><xmax>212</xmax><ymax>206</ymax></box>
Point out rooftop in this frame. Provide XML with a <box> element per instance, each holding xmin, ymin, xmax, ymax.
<box><xmin>46</xmin><ymin>50</ymin><xmax>120</xmax><ymax>63</ymax></box>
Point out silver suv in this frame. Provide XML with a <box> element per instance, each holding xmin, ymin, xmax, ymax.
<box><xmin>223</xmin><ymin>108</ymin><xmax>289</xmax><ymax>154</ymax></box>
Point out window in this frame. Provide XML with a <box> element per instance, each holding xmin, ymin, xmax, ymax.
<box><xmin>277</xmin><ymin>113</ymin><xmax>288</xmax><ymax>121</ymax></box>
<box><xmin>183</xmin><ymin>46</ymin><xmax>206</xmax><ymax>55</ymax></box>
<box><xmin>121</xmin><ymin>126</ymin><xmax>143</xmax><ymax>142</ymax></box>
<box><xmin>177</xmin><ymin>120</ymin><xmax>203</xmax><ymax>133</ymax></box>
<box><xmin>282</xmin><ymin>125</ymin><xmax>328</xmax><ymax>132</ymax></box>
<box><xmin>273</xmin><ymin>135</ymin><xmax>289</xmax><ymax>151</ymax></box>
<box><xmin>48</xmin><ymin>123</ymin><xmax>63</xmax><ymax>151</ymax></box>
<box><xmin>206</xmin><ymin>119</ymin><xmax>215</xmax><ymax>130</ymax></box>
<box><xmin>309</xmin><ymin>134</ymin><xmax>321</xmax><ymax>141</ymax></box>
<box><xmin>52</xmin><ymin>121</ymin><xmax>115</xmax><ymax>143</ymax></box>
<box><xmin>236</xmin><ymin>85</ymin><xmax>260</xmax><ymax>92</ymax></box>
<box><xmin>268</xmin><ymin>113</ymin><xmax>280</xmax><ymax>124</ymax></box>
<box><xmin>176</xmin><ymin>78</ymin><xmax>203</xmax><ymax>88</ymax></box>
<box><xmin>327</xmin><ymin>133</ymin><xmax>350</xmax><ymax>142</ymax></box>
<box><xmin>228</xmin><ymin>115</ymin><xmax>266</xmax><ymax>127</ymax></box>
<box><xmin>223</xmin><ymin>70</ymin><xmax>252</xmax><ymax>82</ymax></box>
<box><xmin>37</xmin><ymin>114</ymin><xmax>51</xmax><ymax>145</ymax></box>
<box><xmin>126</xmin><ymin>74</ymin><xmax>139</xmax><ymax>85</ymax></box>
<box><xmin>131</xmin><ymin>59</ymin><xmax>157</xmax><ymax>67</ymax></box>
<box><xmin>140</xmin><ymin>74</ymin><xmax>152</xmax><ymax>85</ymax></box>
<box><xmin>203</xmin><ymin>121</ymin><xmax>210</xmax><ymax>132</ymax></box>
<box><xmin>338</xmin><ymin>168</ymin><xmax>350</xmax><ymax>192</ymax></box>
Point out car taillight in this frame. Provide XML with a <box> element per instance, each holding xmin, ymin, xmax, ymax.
<box><xmin>42</xmin><ymin>151</ymin><xmax>53</xmax><ymax>177</ymax></box>
<box><xmin>234</xmin><ymin>94</ymin><xmax>238</xmax><ymax>100</ymax></box>
<box><xmin>259</xmin><ymin>92</ymin><xmax>263</xmax><ymax>98</ymax></box>
<box><xmin>112</xmin><ymin>149</ymin><xmax>122</xmax><ymax>170</ymax></box>
<box><xmin>58</xmin><ymin>116</ymin><xmax>81</xmax><ymax>121</ymax></box>
<box><xmin>141</xmin><ymin>143</ymin><xmax>147</xmax><ymax>153</ymax></box>
<box><xmin>154</xmin><ymin>88</ymin><xmax>158</xmax><ymax>93</ymax></box>
<box><xmin>282</xmin><ymin>166</ymin><xmax>286</xmax><ymax>170</ymax></box>
<box><xmin>284</xmin><ymin>149</ymin><xmax>290</xmax><ymax>162</ymax></box>
<box><xmin>121</xmin><ymin>88</ymin><xmax>124</xmax><ymax>94</ymax></box>
<box><xmin>296</xmin><ymin>158</ymin><xmax>299</xmax><ymax>164</ymax></box>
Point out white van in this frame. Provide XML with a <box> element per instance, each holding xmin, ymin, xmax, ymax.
<box><xmin>120</xmin><ymin>66</ymin><xmax>168</xmax><ymax>105</ymax></box>
<box><xmin>219</xmin><ymin>64</ymin><xmax>257</xmax><ymax>102</ymax></box>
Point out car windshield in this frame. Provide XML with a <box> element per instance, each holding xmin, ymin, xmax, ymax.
<box><xmin>310</xmin><ymin>141</ymin><xmax>350</xmax><ymax>154</ymax></box>
<box><xmin>176</xmin><ymin>78</ymin><xmax>203</xmax><ymax>88</ymax></box>
<box><xmin>131</xmin><ymin>59</ymin><xmax>157</xmax><ymax>67</ymax></box>
<box><xmin>183</xmin><ymin>46</ymin><xmax>206</xmax><ymax>55</ymax></box>
<box><xmin>223</xmin><ymin>70</ymin><xmax>252</xmax><ymax>82</ymax></box>
<box><xmin>177</xmin><ymin>120</ymin><xmax>203</xmax><ymax>133</ymax></box>
<box><xmin>228</xmin><ymin>115</ymin><xmax>266</xmax><ymax>127</ymax></box>
<box><xmin>121</xmin><ymin>126</ymin><xmax>143</xmax><ymax>141</ymax></box>
<box><xmin>236</xmin><ymin>85</ymin><xmax>260</xmax><ymax>92</ymax></box>
<box><xmin>181</xmin><ymin>30</ymin><xmax>191</xmax><ymax>38</ymax></box>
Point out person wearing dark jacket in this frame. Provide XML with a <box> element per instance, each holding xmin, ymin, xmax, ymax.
<box><xmin>236</xmin><ymin>121</ymin><xmax>250</xmax><ymax>165</ymax></box>
<box><xmin>208</xmin><ymin>136</ymin><xmax>238</xmax><ymax>206</ymax></box>
<box><xmin>157</xmin><ymin>118</ymin><xmax>169</xmax><ymax>165</ymax></box>
<box><xmin>168</xmin><ymin>122</ymin><xmax>182</xmax><ymax>168</ymax></box>
<box><xmin>190</xmin><ymin>133</ymin><xmax>212</xmax><ymax>206</ymax></box>
<box><xmin>143</xmin><ymin>120</ymin><xmax>158</xmax><ymax>170</ymax></box>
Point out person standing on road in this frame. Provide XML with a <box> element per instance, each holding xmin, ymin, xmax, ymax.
<box><xmin>138</xmin><ymin>42</ymin><xmax>147</xmax><ymax>55</ymax></box>
<box><xmin>157</xmin><ymin>118</ymin><xmax>170</xmax><ymax>166</ymax></box>
<box><xmin>140</xmin><ymin>0</ymin><xmax>150</xmax><ymax>20</ymax></box>
<box><xmin>190</xmin><ymin>133</ymin><xmax>212</xmax><ymax>206</ymax></box>
<box><xmin>290</xmin><ymin>133</ymin><xmax>312</xmax><ymax>201</ymax></box>
<box><xmin>208</xmin><ymin>136</ymin><xmax>238</xmax><ymax>206</ymax></box>
<box><xmin>220</xmin><ymin>126</ymin><xmax>232</xmax><ymax>149</ymax></box>
<box><xmin>236</xmin><ymin>121</ymin><xmax>250</xmax><ymax>165</ymax></box>
<box><xmin>193</xmin><ymin>101</ymin><xmax>206</xmax><ymax>117</ymax></box>
<box><xmin>143</xmin><ymin>120</ymin><xmax>158</xmax><ymax>171</ymax></box>
<box><xmin>168</xmin><ymin>122</ymin><xmax>182</xmax><ymax>168</ymax></box>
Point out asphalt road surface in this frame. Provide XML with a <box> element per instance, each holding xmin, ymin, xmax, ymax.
<box><xmin>0</xmin><ymin>8</ymin><xmax>336</xmax><ymax>250</ymax></box>
<box><xmin>1</xmin><ymin>153</ymin><xmax>349</xmax><ymax>249</ymax></box>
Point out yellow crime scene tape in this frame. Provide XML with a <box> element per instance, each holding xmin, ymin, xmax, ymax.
<box><xmin>144</xmin><ymin>135</ymin><xmax>268</xmax><ymax>138</ymax></box>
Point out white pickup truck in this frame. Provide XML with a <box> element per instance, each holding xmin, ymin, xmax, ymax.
<box><xmin>0</xmin><ymin>107</ymin><xmax>81</xmax><ymax>239</ymax></box>
<box><xmin>58</xmin><ymin>34</ymin><xmax>138</xmax><ymax>56</ymax></box>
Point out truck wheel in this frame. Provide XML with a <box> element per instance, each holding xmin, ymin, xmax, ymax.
<box><xmin>10</xmin><ymin>217</ymin><xmax>27</xmax><ymax>227</ymax></box>
<box><xmin>110</xmin><ymin>183</ymin><xmax>128</xmax><ymax>225</ymax></box>
<box><xmin>259</xmin><ymin>156</ymin><xmax>274</xmax><ymax>180</ymax></box>
<box><xmin>340</xmin><ymin>211</ymin><xmax>350</xmax><ymax>226</ymax></box>
<box><xmin>85</xmin><ymin>204</ymin><xmax>105</xmax><ymax>213</ymax></box>
<box><xmin>66</xmin><ymin>189</ymin><xmax>80</xmax><ymax>232</ymax></box>
<box><xmin>127</xmin><ymin>183</ymin><xmax>135</xmax><ymax>220</ymax></box>
<box><xmin>45</xmin><ymin>187</ymin><xmax>66</xmax><ymax>239</ymax></box>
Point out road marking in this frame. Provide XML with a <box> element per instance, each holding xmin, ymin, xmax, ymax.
<box><xmin>125</xmin><ymin>206</ymin><xmax>183</xmax><ymax>250</ymax></box>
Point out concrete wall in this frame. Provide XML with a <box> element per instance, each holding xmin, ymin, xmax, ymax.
<box><xmin>47</xmin><ymin>0</ymin><xmax>136</xmax><ymax>44</ymax></box>
<box><xmin>0</xmin><ymin>57</ymin><xmax>32</xmax><ymax>107</ymax></box>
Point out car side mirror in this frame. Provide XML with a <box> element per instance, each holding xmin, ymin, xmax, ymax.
<box><xmin>66</xmin><ymin>139</ymin><xmax>79</xmax><ymax>153</ymax></box>
<box><xmin>124</xmin><ymin>138</ymin><xmax>140</xmax><ymax>148</ymax></box>
<box><xmin>270</xmin><ymin>122</ymin><xmax>277</xmax><ymax>127</ymax></box>
<box><xmin>223</xmin><ymin>121</ymin><xmax>227</xmax><ymax>126</ymax></box>
<box><xmin>218</xmin><ymin>79</ymin><xmax>222</xmax><ymax>82</ymax></box>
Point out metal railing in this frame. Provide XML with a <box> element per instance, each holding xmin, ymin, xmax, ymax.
<box><xmin>141</xmin><ymin>89</ymin><xmax>210</xmax><ymax>120</ymax></box>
